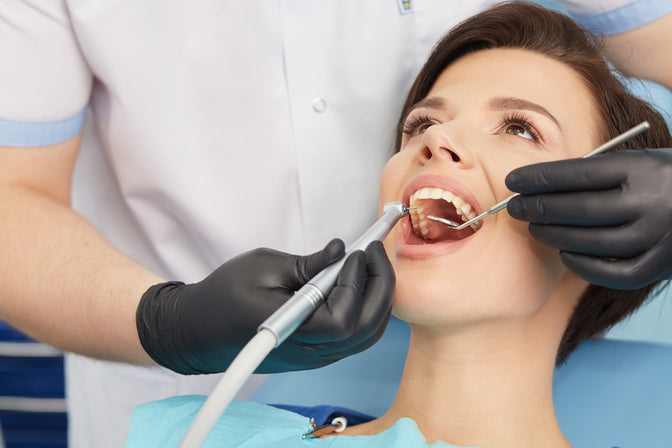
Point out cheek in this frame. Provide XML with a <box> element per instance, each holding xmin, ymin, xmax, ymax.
<box><xmin>379</xmin><ymin>151</ymin><xmax>412</xmax><ymax>207</ymax></box>
<box><xmin>488</xmin><ymin>223</ymin><xmax>567</xmax><ymax>312</ymax></box>
<box><xmin>480</xmin><ymin>138</ymin><xmax>567</xmax><ymax>198</ymax></box>
<box><xmin>389</xmin><ymin>221</ymin><xmax>568</xmax><ymax>326</ymax></box>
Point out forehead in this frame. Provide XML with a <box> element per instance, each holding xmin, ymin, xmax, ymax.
<box><xmin>426</xmin><ymin>48</ymin><xmax>600</xmax><ymax>140</ymax></box>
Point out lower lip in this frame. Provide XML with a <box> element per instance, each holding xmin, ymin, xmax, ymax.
<box><xmin>395</xmin><ymin>217</ymin><xmax>474</xmax><ymax>259</ymax></box>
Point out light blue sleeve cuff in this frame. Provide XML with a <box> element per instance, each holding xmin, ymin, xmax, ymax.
<box><xmin>0</xmin><ymin>107</ymin><xmax>87</xmax><ymax>148</ymax></box>
<box><xmin>569</xmin><ymin>0</ymin><xmax>672</xmax><ymax>35</ymax></box>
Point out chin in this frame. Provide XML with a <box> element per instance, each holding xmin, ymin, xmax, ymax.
<box><xmin>390</xmin><ymin>258</ymin><xmax>562</xmax><ymax>329</ymax></box>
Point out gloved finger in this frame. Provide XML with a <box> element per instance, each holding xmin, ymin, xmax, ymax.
<box><xmin>342</xmin><ymin>241</ymin><xmax>395</xmax><ymax>349</ymax></box>
<box><xmin>295</xmin><ymin>250</ymin><xmax>367</xmax><ymax>344</ymax></box>
<box><xmin>507</xmin><ymin>189</ymin><xmax>637</xmax><ymax>226</ymax></box>
<box><xmin>293</xmin><ymin>243</ymin><xmax>394</xmax><ymax>354</ymax></box>
<box><xmin>528</xmin><ymin>223</ymin><xmax>653</xmax><ymax>259</ymax></box>
<box><xmin>294</xmin><ymin>238</ymin><xmax>345</xmax><ymax>283</ymax></box>
<box><xmin>506</xmin><ymin>154</ymin><xmax>627</xmax><ymax>194</ymax></box>
<box><xmin>560</xmin><ymin>250</ymin><xmax>663</xmax><ymax>290</ymax></box>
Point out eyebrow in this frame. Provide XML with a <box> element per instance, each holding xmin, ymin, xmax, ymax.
<box><xmin>406</xmin><ymin>95</ymin><xmax>562</xmax><ymax>131</ymax></box>
<box><xmin>406</xmin><ymin>97</ymin><xmax>445</xmax><ymax>114</ymax></box>
<box><xmin>489</xmin><ymin>96</ymin><xmax>561</xmax><ymax>129</ymax></box>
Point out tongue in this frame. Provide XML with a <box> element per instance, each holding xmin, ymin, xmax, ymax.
<box><xmin>418</xmin><ymin>199</ymin><xmax>475</xmax><ymax>242</ymax></box>
<box><xmin>423</xmin><ymin>222</ymin><xmax>474</xmax><ymax>241</ymax></box>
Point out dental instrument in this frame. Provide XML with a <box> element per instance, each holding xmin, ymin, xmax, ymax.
<box><xmin>426</xmin><ymin>121</ymin><xmax>651</xmax><ymax>230</ymax></box>
<box><xmin>178</xmin><ymin>202</ymin><xmax>408</xmax><ymax>447</ymax></box>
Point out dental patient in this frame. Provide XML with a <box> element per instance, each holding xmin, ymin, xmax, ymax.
<box><xmin>127</xmin><ymin>3</ymin><xmax>672</xmax><ymax>447</ymax></box>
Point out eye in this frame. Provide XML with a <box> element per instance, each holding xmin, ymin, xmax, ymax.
<box><xmin>501</xmin><ymin>114</ymin><xmax>541</xmax><ymax>142</ymax></box>
<box><xmin>504</xmin><ymin>123</ymin><xmax>535</xmax><ymax>140</ymax></box>
<box><xmin>402</xmin><ymin>113</ymin><xmax>436</xmax><ymax>137</ymax></box>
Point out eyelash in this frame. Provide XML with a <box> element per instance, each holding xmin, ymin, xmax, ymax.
<box><xmin>401</xmin><ymin>111</ymin><xmax>544</xmax><ymax>143</ymax></box>
<box><xmin>401</xmin><ymin>113</ymin><xmax>435</xmax><ymax>137</ymax></box>
<box><xmin>501</xmin><ymin>113</ymin><xmax>542</xmax><ymax>143</ymax></box>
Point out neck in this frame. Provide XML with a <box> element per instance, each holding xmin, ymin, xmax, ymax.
<box><xmin>347</xmin><ymin>321</ymin><xmax>571</xmax><ymax>448</ymax></box>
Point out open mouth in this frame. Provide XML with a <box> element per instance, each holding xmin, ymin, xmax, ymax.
<box><xmin>407</xmin><ymin>187</ymin><xmax>481</xmax><ymax>243</ymax></box>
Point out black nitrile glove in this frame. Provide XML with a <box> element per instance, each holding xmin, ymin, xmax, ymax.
<box><xmin>506</xmin><ymin>149</ymin><xmax>672</xmax><ymax>290</ymax></box>
<box><xmin>136</xmin><ymin>239</ymin><xmax>395</xmax><ymax>374</ymax></box>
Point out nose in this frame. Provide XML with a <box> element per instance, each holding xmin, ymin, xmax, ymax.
<box><xmin>416</xmin><ymin>123</ymin><xmax>475</xmax><ymax>168</ymax></box>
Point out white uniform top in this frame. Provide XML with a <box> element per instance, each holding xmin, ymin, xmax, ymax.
<box><xmin>1</xmin><ymin>1</ymin><xmax>670</xmax><ymax>446</ymax></box>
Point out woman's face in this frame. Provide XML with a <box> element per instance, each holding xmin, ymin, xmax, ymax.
<box><xmin>381</xmin><ymin>48</ymin><xmax>598</xmax><ymax>328</ymax></box>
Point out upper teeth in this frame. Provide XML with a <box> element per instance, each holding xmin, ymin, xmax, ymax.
<box><xmin>408</xmin><ymin>187</ymin><xmax>481</xmax><ymax>237</ymax></box>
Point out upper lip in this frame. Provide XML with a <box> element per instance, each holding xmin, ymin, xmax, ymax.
<box><xmin>402</xmin><ymin>174</ymin><xmax>483</xmax><ymax>215</ymax></box>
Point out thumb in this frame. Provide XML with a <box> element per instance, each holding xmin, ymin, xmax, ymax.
<box><xmin>295</xmin><ymin>238</ymin><xmax>345</xmax><ymax>282</ymax></box>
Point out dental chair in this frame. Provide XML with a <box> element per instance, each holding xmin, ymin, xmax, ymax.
<box><xmin>0</xmin><ymin>320</ymin><xmax>67</xmax><ymax>448</ymax></box>
<box><xmin>250</xmin><ymin>317</ymin><xmax>672</xmax><ymax>448</ymax></box>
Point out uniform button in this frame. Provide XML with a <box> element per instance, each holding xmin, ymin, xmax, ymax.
<box><xmin>312</xmin><ymin>97</ymin><xmax>327</xmax><ymax>113</ymax></box>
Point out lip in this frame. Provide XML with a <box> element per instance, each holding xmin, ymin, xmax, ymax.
<box><xmin>397</xmin><ymin>174</ymin><xmax>483</xmax><ymax>259</ymax></box>
<box><xmin>402</xmin><ymin>175</ymin><xmax>483</xmax><ymax>214</ymax></box>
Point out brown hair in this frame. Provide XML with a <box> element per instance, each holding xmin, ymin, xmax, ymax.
<box><xmin>395</xmin><ymin>1</ymin><xmax>672</xmax><ymax>365</ymax></box>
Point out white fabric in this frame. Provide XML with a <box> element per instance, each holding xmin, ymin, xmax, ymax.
<box><xmin>0</xmin><ymin>0</ymin><xmax>91</xmax><ymax>121</ymax></box>
<box><xmin>1</xmin><ymin>1</ymin><xmax>501</xmax><ymax>446</ymax></box>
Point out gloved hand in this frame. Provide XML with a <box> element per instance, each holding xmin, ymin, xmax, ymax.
<box><xmin>505</xmin><ymin>149</ymin><xmax>672</xmax><ymax>289</ymax></box>
<box><xmin>136</xmin><ymin>239</ymin><xmax>395</xmax><ymax>374</ymax></box>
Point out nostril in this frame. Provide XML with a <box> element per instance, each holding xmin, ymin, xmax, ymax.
<box><xmin>421</xmin><ymin>146</ymin><xmax>432</xmax><ymax>160</ymax></box>
<box><xmin>450</xmin><ymin>151</ymin><xmax>460</xmax><ymax>162</ymax></box>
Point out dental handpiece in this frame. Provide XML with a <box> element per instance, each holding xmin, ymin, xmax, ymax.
<box><xmin>259</xmin><ymin>201</ymin><xmax>408</xmax><ymax>346</ymax></box>
<box><xmin>179</xmin><ymin>202</ymin><xmax>408</xmax><ymax>448</ymax></box>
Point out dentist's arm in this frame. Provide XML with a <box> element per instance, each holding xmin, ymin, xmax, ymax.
<box><xmin>137</xmin><ymin>239</ymin><xmax>395</xmax><ymax>374</ymax></box>
<box><xmin>556</xmin><ymin>2</ymin><xmax>672</xmax><ymax>90</ymax></box>
<box><xmin>0</xmin><ymin>136</ymin><xmax>161</xmax><ymax>365</ymax></box>
<box><xmin>600</xmin><ymin>11</ymin><xmax>672</xmax><ymax>91</ymax></box>
<box><xmin>0</xmin><ymin>137</ymin><xmax>395</xmax><ymax>372</ymax></box>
